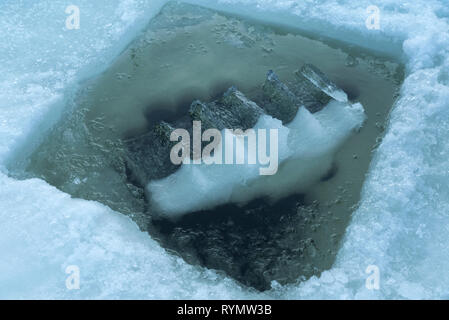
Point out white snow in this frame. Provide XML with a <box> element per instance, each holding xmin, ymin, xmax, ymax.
<box><xmin>0</xmin><ymin>172</ymin><xmax>259</xmax><ymax>299</ymax></box>
<box><xmin>1</xmin><ymin>0</ymin><xmax>449</xmax><ymax>299</ymax></box>
<box><xmin>149</xmin><ymin>101</ymin><xmax>365</xmax><ymax>218</ymax></box>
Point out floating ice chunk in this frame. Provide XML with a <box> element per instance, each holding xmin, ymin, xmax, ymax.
<box><xmin>300</xmin><ymin>64</ymin><xmax>349</xmax><ymax>103</ymax></box>
<box><xmin>148</xmin><ymin>100</ymin><xmax>365</xmax><ymax>218</ymax></box>
<box><xmin>124</xmin><ymin>88</ymin><xmax>264</xmax><ymax>187</ymax></box>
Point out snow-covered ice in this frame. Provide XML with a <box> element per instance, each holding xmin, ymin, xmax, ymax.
<box><xmin>1</xmin><ymin>0</ymin><xmax>449</xmax><ymax>299</ymax></box>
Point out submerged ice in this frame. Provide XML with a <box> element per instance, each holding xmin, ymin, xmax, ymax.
<box><xmin>119</xmin><ymin>55</ymin><xmax>367</xmax><ymax>218</ymax></box>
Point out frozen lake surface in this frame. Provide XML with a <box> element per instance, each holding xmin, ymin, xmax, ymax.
<box><xmin>22</xmin><ymin>2</ymin><xmax>401</xmax><ymax>291</ymax></box>
<box><xmin>0</xmin><ymin>0</ymin><xmax>448</xmax><ymax>299</ymax></box>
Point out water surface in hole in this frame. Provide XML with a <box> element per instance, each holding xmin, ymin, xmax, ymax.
<box><xmin>21</xmin><ymin>1</ymin><xmax>403</xmax><ymax>290</ymax></box>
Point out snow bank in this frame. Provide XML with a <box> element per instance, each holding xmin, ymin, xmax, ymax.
<box><xmin>0</xmin><ymin>171</ymin><xmax>260</xmax><ymax>299</ymax></box>
<box><xmin>149</xmin><ymin>102</ymin><xmax>365</xmax><ymax>218</ymax></box>
<box><xmin>1</xmin><ymin>0</ymin><xmax>449</xmax><ymax>299</ymax></box>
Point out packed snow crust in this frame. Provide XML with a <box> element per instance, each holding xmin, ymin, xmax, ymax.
<box><xmin>1</xmin><ymin>0</ymin><xmax>449</xmax><ymax>299</ymax></box>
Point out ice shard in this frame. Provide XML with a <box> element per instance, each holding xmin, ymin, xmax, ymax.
<box><xmin>124</xmin><ymin>121</ymin><xmax>180</xmax><ymax>188</ymax></box>
<box><xmin>300</xmin><ymin>64</ymin><xmax>348</xmax><ymax>103</ymax></box>
<box><xmin>189</xmin><ymin>86</ymin><xmax>263</xmax><ymax>131</ymax></box>
<box><xmin>259</xmin><ymin>70</ymin><xmax>300</xmax><ymax>124</ymax></box>
<box><xmin>258</xmin><ymin>66</ymin><xmax>347</xmax><ymax>123</ymax></box>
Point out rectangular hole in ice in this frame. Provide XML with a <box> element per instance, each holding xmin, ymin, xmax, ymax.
<box><xmin>14</xmin><ymin>1</ymin><xmax>404</xmax><ymax>291</ymax></box>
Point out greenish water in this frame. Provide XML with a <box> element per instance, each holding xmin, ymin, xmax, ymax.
<box><xmin>19</xmin><ymin>2</ymin><xmax>403</xmax><ymax>290</ymax></box>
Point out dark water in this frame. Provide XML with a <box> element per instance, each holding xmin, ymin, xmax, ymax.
<box><xmin>18</xmin><ymin>1</ymin><xmax>403</xmax><ymax>290</ymax></box>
